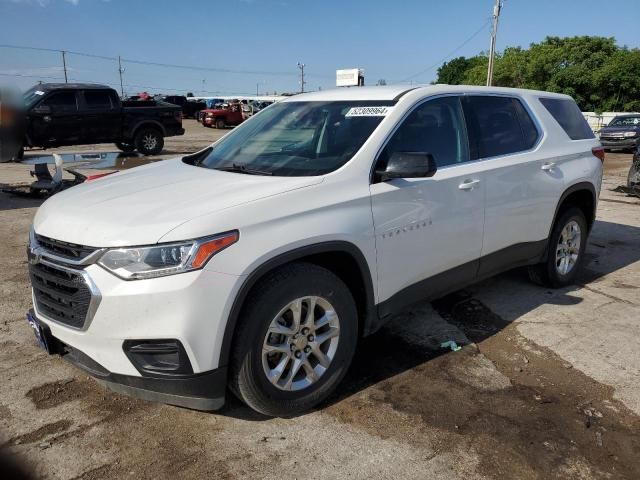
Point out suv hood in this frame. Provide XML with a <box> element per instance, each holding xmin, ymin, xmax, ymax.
<box><xmin>34</xmin><ymin>158</ymin><xmax>323</xmax><ymax>247</ymax></box>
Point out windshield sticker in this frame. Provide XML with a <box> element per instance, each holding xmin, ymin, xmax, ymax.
<box><xmin>34</xmin><ymin>91</ymin><xmax>45</xmax><ymax>96</ymax></box>
<box><xmin>345</xmin><ymin>106</ymin><xmax>393</xmax><ymax>117</ymax></box>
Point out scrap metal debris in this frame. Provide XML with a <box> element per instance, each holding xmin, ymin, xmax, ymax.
<box><xmin>2</xmin><ymin>153</ymin><xmax>115</xmax><ymax>198</ymax></box>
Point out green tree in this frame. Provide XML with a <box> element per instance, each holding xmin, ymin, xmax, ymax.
<box><xmin>436</xmin><ymin>56</ymin><xmax>486</xmax><ymax>84</ymax></box>
<box><xmin>434</xmin><ymin>36</ymin><xmax>640</xmax><ymax>112</ymax></box>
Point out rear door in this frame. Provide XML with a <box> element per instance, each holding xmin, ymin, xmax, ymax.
<box><xmin>29</xmin><ymin>90</ymin><xmax>81</xmax><ymax>146</ymax></box>
<box><xmin>461</xmin><ymin>95</ymin><xmax>563</xmax><ymax>276</ymax></box>
<box><xmin>79</xmin><ymin>89</ymin><xmax>121</xmax><ymax>143</ymax></box>
<box><xmin>370</xmin><ymin>95</ymin><xmax>485</xmax><ymax>307</ymax></box>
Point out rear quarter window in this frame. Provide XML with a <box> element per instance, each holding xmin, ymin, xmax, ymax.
<box><xmin>539</xmin><ymin>97</ymin><xmax>595</xmax><ymax>140</ymax></box>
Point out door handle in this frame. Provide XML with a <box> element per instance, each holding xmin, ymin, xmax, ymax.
<box><xmin>541</xmin><ymin>162</ymin><xmax>556</xmax><ymax>171</ymax></box>
<box><xmin>458</xmin><ymin>179</ymin><xmax>480</xmax><ymax>191</ymax></box>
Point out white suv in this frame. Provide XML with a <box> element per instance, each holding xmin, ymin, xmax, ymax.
<box><xmin>27</xmin><ymin>85</ymin><xmax>603</xmax><ymax>416</ymax></box>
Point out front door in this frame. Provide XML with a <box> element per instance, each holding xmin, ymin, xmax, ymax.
<box><xmin>29</xmin><ymin>90</ymin><xmax>81</xmax><ymax>146</ymax></box>
<box><xmin>370</xmin><ymin>96</ymin><xmax>485</xmax><ymax>310</ymax></box>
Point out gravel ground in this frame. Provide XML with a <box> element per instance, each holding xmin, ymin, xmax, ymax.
<box><xmin>1</xmin><ymin>123</ymin><xmax>639</xmax><ymax>479</ymax></box>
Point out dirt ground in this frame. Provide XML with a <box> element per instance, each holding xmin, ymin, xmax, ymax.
<box><xmin>1</xmin><ymin>122</ymin><xmax>639</xmax><ymax>479</ymax></box>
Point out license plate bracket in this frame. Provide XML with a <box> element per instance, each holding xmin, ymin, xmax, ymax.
<box><xmin>26</xmin><ymin>312</ymin><xmax>56</xmax><ymax>355</ymax></box>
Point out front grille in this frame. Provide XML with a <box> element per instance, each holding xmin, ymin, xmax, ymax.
<box><xmin>35</xmin><ymin>234</ymin><xmax>98</xmax><ymax>261</ymax></box>
<box><xmin>29</xmin><ymin>262</ymin><xmax>92</xmax><ymax>329</ymax></box>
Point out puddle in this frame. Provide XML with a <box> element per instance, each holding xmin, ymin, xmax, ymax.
<box><xmin>20</xmin><ymin>152</ymin><xmax>157</xmax><ymax>170</ymax></box>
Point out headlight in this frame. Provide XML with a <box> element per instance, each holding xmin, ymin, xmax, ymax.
<box><xmin>624</xmin><ymin>131</ymin><xmax>638</xmax><ymax>138</ymax></box>
<box><xmin>98</xmin><ymin>231</ymin><xmax>238</xmax><ymax>280</ymax></box>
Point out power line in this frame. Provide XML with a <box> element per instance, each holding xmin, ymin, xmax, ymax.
<box><xmin>0</xmin><ymin>72</ymin><xmax>258</xmax><ymax>96</ymax></box>
<box><xmin>0</xmin><ymin>43</ymin><xmax>331</xmax><ymax>79</ymax></box>
<box><xmin>398</xmin><ymin>19</ymin><xmax>492</xmax><ymax>83</ymax></box>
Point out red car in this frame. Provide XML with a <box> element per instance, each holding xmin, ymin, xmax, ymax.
<box><xmin>202</xmin><ymin>101</ymin><xmax>246</xmax><ymax>129</ymax></box>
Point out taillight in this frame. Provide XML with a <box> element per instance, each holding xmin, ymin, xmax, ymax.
<box><xmin>175</xmin><ymin>111</ymin><xmax>183</xmax><ymax>122</ymax></box>
<box><xmin>592</xmin><ymin>147</ymin><xmax>605</xmax><ymax>163</ymax></box>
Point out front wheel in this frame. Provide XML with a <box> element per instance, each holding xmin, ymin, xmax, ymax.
<box><xmin>134</xmin><ymin>128</ymin><xmax>164</xmax><ymax>155</ymax></box>
<box><xmin>115</xmin><ymin>142</ymin><xmax>136</xmax><ymax>153</ymax></box>
<box><xmin>528</xmin><ymin>207</ymin><xmax>588</xmax><ymax>288</ymax></box>
<box><xmin>215</xmin><ymin>118</ymin><xmax>226</xmax><ymax>129</ymax></box>
<box><xmin>230</xmin><ymin>263</ymin><xmax>358</xmax><ymax>417</ymax></box>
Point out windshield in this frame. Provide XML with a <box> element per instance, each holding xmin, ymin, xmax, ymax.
<box><xmin>196</xmin><ymin>100</ymin><xmax>395</xmax><ymax>176</ymax></box>
<box><xmin>609</xmin><ymin>117</ymin><xmax>640</xmax><ymax>127</ymax></box>
<box><xmin>23</xmin><ymin>86</ymin><xmax>47</xmax><ymax>108</ymax></box>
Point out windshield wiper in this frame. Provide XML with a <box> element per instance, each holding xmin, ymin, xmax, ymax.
<box><xmin>214</xmin><ymin>163</ymin><xmax>273</xmax><ymax>176</ymax></box>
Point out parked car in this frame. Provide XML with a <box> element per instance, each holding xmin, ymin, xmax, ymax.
<box><xmin>155</xmin><ymin>95</ymin><xmax>206</xmax><ymax>119</ymax></box>
<box><xmin>19</xmin><ymin>83</ymin><xmax>184</xmax><ymax>157</ymax></box>
<box><xmin>598</xmin><ymin>114</ymin><xmax>640</xmax><ymax>151</ymax></box>
<box><xmin>26</xmin><ymin>85</ymin><xmax>603</xmax><ymax>416</ymax></box>
<box><xmin>201</xmin><ymin>101</ymin><xmax>245</xmax><ymax>128</ymax></box>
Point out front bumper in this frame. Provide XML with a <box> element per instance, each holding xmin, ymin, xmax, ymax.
<box><xmin>31</xmin><ymin>311</ymin><xmax>227</xmax><ymax>410</ymax></box>
<box><xmin>600</xmin><ymin>137</ymin><xmax>638</xmax><ymax>148</ymax></box>
<box><xmin>33</xmin><ymin>264</ymin><xmax>241</xmax><ymax>376</ymax></box>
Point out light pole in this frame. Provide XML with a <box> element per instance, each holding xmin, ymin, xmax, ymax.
<box><xmin>486</xmin><ymin>0</ymin><xmax>503</xmax><ymax>86</ymax></box>
<box><xmin>297</xmin><ymin>62</ymin><xmax>306</xmax><ymax>93</ymax></box>
<box><xmin>118</xmin><ymin>56</ymin><xmax>125</xmax><ymax>97</ymax></box>
<box><xmin>61</xmin><ymin>50</ymin><xmax>68</xmax><ymax>83</ymax></box>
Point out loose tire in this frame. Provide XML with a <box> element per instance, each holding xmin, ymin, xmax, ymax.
<box><xmin>215</xmin><ymin>118</ymin><xmax>226</xmax><ymax>129</ymax></box>
<box><xmin>627</xmin><ymin>156</ymin><xmax>640</xmax><ymax>190</ymax></box>
<box><xmin>230</xmin><ymin>263</ymin><xmax>358</xmax><ymax>417</ymax></box>
<box><xmin>115</xmin><ymin>142</ymin><xmax>136</xmax><ymax>153</ymax></box>
<box><xmin>528</xmin><ymin>207</ymin><xmax>588</xmax><ymax>288</ymax></box>
<box><xmin>134</xmin><ymin>128</ymin><xmax>164</xmax><ymax>156</ymax></box>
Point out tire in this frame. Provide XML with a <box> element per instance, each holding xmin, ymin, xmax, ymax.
<box><xmin>528</xmin><ymin>207</ymin><xmax>588</xmax><ymax>288</ymax></box>
<box><xmin>115</xmin><ymin>142</ymin><xmax>136</xmax><ymax>153</ymax></box>
<box><xmin>627</xmin><ymin>156</ymin><xmax>640</xmax><ymax>189</ymax></box>
<box><xmin>215</xmin><ymin>118</ymin><xmax>226</xmax><ymax>129</ymax></box>
<box><xmin>229</xmin><ymin>262</ymin><xmax>358</xmax><ymax>417</ymax></box>
<box><xmin>9</xmin><ymin>145</ymin><xmax>24</xmax><ymax>163</ymax></box>
<box><xmin>134</xmin><ymin>128</ymin><xmax>164</xmax><ymax>156</ymax></box>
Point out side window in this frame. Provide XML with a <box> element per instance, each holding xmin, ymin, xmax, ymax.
<box><xmin>379</xmin><ymin>96</ymin><xmax>469</xmax><ymax>169</ymax></box>
<box><xmin>41</xmin><ymin>91</ymin><xmax>78</xmax><ymax>112</ymax></box>
<box><xmin>539</xmin><ymin>97</ymin><xmax>595</xmax><ymax>140</ymax></box>
<box><xmin>463</xmin><ymin>96</ymin><xmax>539</xmax><ymax>158</ymax></box>
<box><xmin>84</xmin><ymin>90</ymin><xmax>114</xmax><ymax>110</ymax></box>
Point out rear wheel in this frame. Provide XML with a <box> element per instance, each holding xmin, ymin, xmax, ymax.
<box><xmin>215</xmin><ymin>118</ymin><xmax>226</xmax><ymax>129</ymax></box>
<box><xmin>230</xmin><ymin>263</ymin><xmax>358</xmax><ymax>417</ymax></box>
<box><xmin>115</xmin><ymin>142</ymin><xmax>136</xmax><ymax>153</ymax></box>
<box><xmin>134</xmin><ymin>128</ymin><xmax>164</xmax><ymax>155</ymax></box>
<box><xmin>528</xmin><ymin>207</ymin><xmax>588</xmax><ymax>288</ymax></box>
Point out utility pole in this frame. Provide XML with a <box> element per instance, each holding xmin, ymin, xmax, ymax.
<box><xmin>486</xmin><ymin>0</ymin><xmax>503</xmax><ymax>86</ymax></box>
<box><xmin>61</xmin><ymin>50</ymin><xmax>68</xmax><ymax>83</ymax></box>
<box><xmin>118</xmin><ymin>56</ymin><xmax>125</xmax><ymax>97</ymax></box>
<box><xmin>297</xmin><ymin>62</ymin><xmax>306</xmax><ymax>93</ymax></box>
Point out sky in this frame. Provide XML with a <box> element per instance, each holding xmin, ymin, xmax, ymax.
<box><xmin>0</xmin><ymin>0</ymin><xmax>639</xmax><ymax>96</ymax></box>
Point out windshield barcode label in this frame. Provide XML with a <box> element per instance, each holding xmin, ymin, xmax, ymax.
<box><xmin>345</xmin><ymin>106</ymin><xmax>392</xmax><ymax>117</ymax></box>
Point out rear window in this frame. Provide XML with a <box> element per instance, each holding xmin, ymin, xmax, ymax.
<box><xmin>463</xmin><ymin>96</ymin><xmax>540</xmax><ymax>158</ymax></box>
<box><xmin>539</xmin><ymin>97</ymin><xmax>594</xmax><ymax>140</ymax></box>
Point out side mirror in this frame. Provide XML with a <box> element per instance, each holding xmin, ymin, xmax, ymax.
<box><xmin>32</xmin><ymin>105</ymin><xmax>51</xmax><ymax>114</ymax></box>
<box><xmin>377</xmin><ymin>152</ymin><xmax>437</xmax><ymax>181</ymax></box>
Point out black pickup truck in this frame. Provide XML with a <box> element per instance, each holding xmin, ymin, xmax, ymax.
<box><xmin>17</xmin><ymin>83</ymin><xmax>185</xmax><ymax>159</ymax></box>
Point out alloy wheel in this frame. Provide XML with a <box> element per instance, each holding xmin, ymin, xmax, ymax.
<box><xmin>262</xmin><ymin>296</ymin><xmax>340</xmax><ymax>391</ymax></box>
<box><xmin>555</xmin><ymin>220</ymin><xmax>581</xmax><ymax>275</ymax></box>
